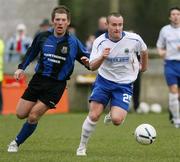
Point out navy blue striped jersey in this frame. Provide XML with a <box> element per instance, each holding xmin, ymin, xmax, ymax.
<box><xmin>18</xmin><ymin>29</ymin><xmax>90</xmax><ymax>81</ymax></box>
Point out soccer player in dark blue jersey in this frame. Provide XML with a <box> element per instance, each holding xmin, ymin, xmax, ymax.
<box><xmin>7</xmin><ymin>5</ymin><xmax>90</xmax><ymax>152</ymax></box>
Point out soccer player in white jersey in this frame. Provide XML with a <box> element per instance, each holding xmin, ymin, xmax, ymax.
<box><xmin>76</xmin><ymin>12</ymin><xmax>148</xmax><ymax>156</ymax></box>
<box><xmin>156</xmin><ymin>6</ymin><xmax>180</xmax><ymax>128</ymax></box>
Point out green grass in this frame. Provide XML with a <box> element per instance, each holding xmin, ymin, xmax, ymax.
<box><xmin>0</xmin><ymin>112</ymin><xmax>180</xmax><ymax>162</ymax></box>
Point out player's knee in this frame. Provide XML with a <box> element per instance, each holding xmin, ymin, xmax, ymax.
<box><xmin>16</xmin><ymin>112</ymin><xmax>27</xmax><ymax>119</ymax></box>
<box><xmin>28</xmin><ymin>112</ymin><xmax>39</xmax><ymax>124</ymax></box>
<box><xmin>89</xmin><ymin>113</ymin><xmax>101</xmax><ymax>122</ymax></box>
<box><xmin>112</xmin><ymin>117</ymin><xmax>124</xmax><ymax>126</ymax></box>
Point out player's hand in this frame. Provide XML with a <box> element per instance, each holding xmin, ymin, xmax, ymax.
<box><xmin>102</xmin><ymin>48</ymin><xmax>111</xmax><ymax>59</ymax></box>
<box><xmin>81</xmin><ymin>56</ymin><xmax>89</xmax><ymax>67</ymax></box>
<box><xmin>14</xmin><ymin>69</ymin><xmax>24</xmax><ymax>81</ymax></box>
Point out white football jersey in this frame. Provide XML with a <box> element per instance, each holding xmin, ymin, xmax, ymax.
<box><xmin>156</xmin><ymin>25</ymin><xmax>180</xmax><ymax>60</ymax></box>
<box><xmin>90</xmin><ymin>31</ymin><xmax>147</xmax><ymax>84</ymax></box>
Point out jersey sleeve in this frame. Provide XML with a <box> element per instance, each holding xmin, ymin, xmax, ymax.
<box><xmin>156</xmin><ymin>28</ymin><xmax>166</xmax><ymax>49</ymax></box>
<box><xmin>137</xmin><ymin>35</ymin><xmax>147</xmax><ymax>52</ymax></box>
<box><xmin>18</xmin><ymin>34</ymin><xmax>41</xmax><ymax>70</ymax></box>
<box><xmin>89</xmin><ymin>39</ymin><xmax>103</xmax><ymax>63</ymax></box>
<box><xmin>75</xmin><ymin>38</ymin><xmax>90</xmax><ymax>69</ymax></box>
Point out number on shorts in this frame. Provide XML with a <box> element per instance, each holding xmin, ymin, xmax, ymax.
<box><xmin>123</xmin><ymin>94</ymin><xmax>131</xmax><ymax>103</ymax></box>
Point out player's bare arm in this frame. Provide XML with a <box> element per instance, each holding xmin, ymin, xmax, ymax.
<box><xmin>90</xmin><ymin>48</ymin><xmax>110</xmax><ymax>71</ymax></box>
<box><xmin>157</xmin><ymin>48</ymin><xmax>166</xmax><ymax>58</ymax></box>
<box><xmin>140</xmin><ymin>50</ymin><xmax>148</xmax><ymax>72</ymax></box>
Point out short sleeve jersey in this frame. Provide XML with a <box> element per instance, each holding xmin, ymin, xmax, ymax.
<box><xmin>90</xmin><ymin>31</ymin><xmax>147</xmax><ymax>84</ymax></box>
<box><xmin>156</xmin><ymin>25</ymin><xmax>180</xmax><ymax>60</ymax></box>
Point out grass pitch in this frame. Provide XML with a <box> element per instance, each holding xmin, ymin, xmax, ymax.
<box><xmin>0</xmin><ymin>112</ymin><xmax>180</xmax><ymax>162</ymax></box>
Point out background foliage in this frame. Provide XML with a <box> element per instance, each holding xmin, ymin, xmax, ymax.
<box><xmin>59</xmin><ymin>0</ymin><xmax>180</xmax><ymax>47</ymax></box>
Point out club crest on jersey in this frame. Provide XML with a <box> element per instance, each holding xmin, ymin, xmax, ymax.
<box><xmin>61</xmin><ymin>46</ymin><xmax>68</xmax><ymax>54</ymax></box>
<box><xmin>124</xmin><ymin>48</ymin><xmax>129</xmax><ymax>54</ymax></box>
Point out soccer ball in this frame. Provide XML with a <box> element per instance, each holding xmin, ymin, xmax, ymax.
<box><xmin>150</xmin><ymin>103</ymin><xmax>162</xmax><ymax>113</ymax></box>
<box><xmin>134</xmin><ymin>124</ymin><xmax>157</xmax><ymax>145</ymax></box>
<box><xmin>136</xmin><ymin>102</ymin><xmax>150</xmax><ymax>114</ymax></box>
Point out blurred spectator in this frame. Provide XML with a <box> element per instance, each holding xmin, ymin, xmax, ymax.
<box><xmin>34</xmin><ymin>18</ymin><xmax>51</xmax><ymax>37</ymax></box>
<box><xmin>0</xmin><ymin>38</ymin><xmax>4</xmax><ymax>114</ymax></box>
<box><xmin>68</xmin><ymin>24</ymin><xmax>76</xmax><ymax>35</ymax></box>
<box><xmin>85</xmin><ymin>35</ymin><xmax>95</xmax><ymax>52</ymax></box>
<box><xmin>5</xmin><ymin>23</ymin><xmax>32</xmax><ymax>63</ymax></box>
<box><xmin>85</xmin><ymin>17</ymin><xmax>107</xmax><ymax>53</ymax></box>
<box><xmin>94</xmin><ymin>16</ymin><xmax>108</xmax><ymax>38</ymax></box>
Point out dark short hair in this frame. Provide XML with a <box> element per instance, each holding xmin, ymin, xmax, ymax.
<box><xmin>169</xmin><ymin>6</ymin><xmax>180</xmax><ymax>16</ymax></box>
<box><xmin>106</xmin><ymin>12</ymin><xmax>123</xmax><ymax>23</ymax></box>
<box><xmin>51</xmin><ymin>5</ymin><xmax>71</xmax><ymax>21</ymax></box>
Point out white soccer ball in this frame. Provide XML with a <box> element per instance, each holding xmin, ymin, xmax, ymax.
<box><xmin>137</xmin><ymin>102</ymin><xmax>150</xmax><ymax>114</ymax></box>
<box><xmin>134</xmin><ymin>123</ymin><xmax>157</xmax><ymax>145</ymax></box>
<box><xmin>150</xmin><ymin>103</ymin><xmax>162</xmax><ymax>113</ymax></box>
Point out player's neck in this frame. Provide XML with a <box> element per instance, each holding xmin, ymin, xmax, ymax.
<box><xmin>54</xmin><ymin>30</ymin><xmax>66</xmax><ymax>38</ymax></box>
<box><xmin>171</xmin><ymin>23</ymin><xmax>180</xmax><ymax>28</ymax></box>
<box><xmin>108</xmin><ymin>33</ymin><xmax>122</xmax><ymax>42</ymax></box>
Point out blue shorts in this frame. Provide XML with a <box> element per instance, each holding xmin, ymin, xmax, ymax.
<box><xmin>89</xmin><ymin>75</ymin><xmax>133</xmax><ymax>111</ymax></box>
<box><xmin>164</xmin><ymin>60</ymin><xmax>180</xmax><ymax>86</ymax></box>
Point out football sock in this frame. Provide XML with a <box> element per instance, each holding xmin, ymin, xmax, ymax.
<box><xmin>79</xmin><ymin>116</ymin><xmax>97</xmax><ymax>149</ymax></box>
<box><xmin>15</xmin><ymin>121</ymin><xmax>37</xmax><ymax>146</ymax></box>
<box><xmin>169</xmin><ymin>93</ymin><xmax>179</xmax><ymax>119</ymax></box>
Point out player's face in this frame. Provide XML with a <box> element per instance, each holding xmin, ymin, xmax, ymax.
<box><xmin>107</xmin><ymin>16</ymin><xmax>123</xmax><ymax>41</ymax></box>
<box><xmin>52</xmin><ymin>13</ymin><xmax>70</xmax><ymax>37</ymax></box>
<box><xmin>169</xmin><ymin>9</ymin><xmax>180</xmax><ymax>25</ymax></box>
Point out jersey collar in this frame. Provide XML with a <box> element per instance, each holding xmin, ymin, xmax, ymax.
<box><xmin>105</xmin><ymin>31</ymin><xmax>125</xmax><ymax>42</ymax></box>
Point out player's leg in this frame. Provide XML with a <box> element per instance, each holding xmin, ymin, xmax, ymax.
<box><xmin>8</xmin><ymin>100</ymin><xmax>49</xmax><ymax>152</ymax></box>
<box><xmin>7</xmin><ymin>99</ymin><xmax>36</xmax><ymax>152</ymax></box>
<box><xmin>16</xmin><ymin>98</ymin><xmax>36</xmax><ymax>119</ymax></box>
<box><xmin>168</xmin><ymin>84</ymin><xmax>180</xmax><ymax>127</ymax></box>
<box><xmin>164</xmin><ymin>61</ymin><xmax>180</xmax><ymax>127</ymax></box>
<box><xmin>77</xmin><ymin>75</ymin><xmax>110</xmax><ymax>156</ymax></box>
<box><xmin>111</xmin><ymin>106</ymin><xmax>127</xmax><ymax>126</ymax></box>
<box><xmin>76</xmin><ymin>101</ymin><xmax>104</xmax><ymax>156</ymax></box>
<box><xmin>105</xmin><ymin>83</ymin><xmax>132</xmax><ymax>126</ymax></box>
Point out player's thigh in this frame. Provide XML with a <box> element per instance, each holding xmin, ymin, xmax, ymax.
<box><xmin>111</xmin><ymin>106</ymin><xmax>127</xmax><ymax>123</ymax></box>
<box><xmin>28</xmin><ymin>100</ymin><xmax>49</xmax><ymax>123</ymax></box>
<box><xmin>88</xmin><ymin>101</ymin><xmax>104</xmax><ymax>121</ymax></box>
<box><xmin>164</xmin><ymin>61</ymin><xmax>180</xmax><ymax>88</ymax></box>
<box><xmin>16</xmin><ymin>98</ymin><xmax>36</xmax><ymax>118</ymax></box>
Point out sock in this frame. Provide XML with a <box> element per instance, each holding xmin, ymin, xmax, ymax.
<box><xmin>15</xmin><ymin>121</ymin><xmax>38</xmax><ymax>146</ymax></box>
<box><xmin>78</xmin><ymin>116</ymin><xmax>97</xmax><ymax>149</ymax></box>
<box><xmin>169</xmin><ymin>93</ymin><xmax>179</xmax><ymax>120</ymax></box>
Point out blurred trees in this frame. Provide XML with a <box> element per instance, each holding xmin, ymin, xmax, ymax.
<box><xmin>59</xmin><ymin>0</ymin><xmax>180</xmax><ymax>47</ymax></box>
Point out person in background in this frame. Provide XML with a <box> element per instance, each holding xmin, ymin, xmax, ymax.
<box><xmin>7</xmin><ymin>5</ymin><xmax>90</xmax><ymax>153</ymax></box>
<box><xmin>5</xmin><ymin>23</ymin><xmax>32</xmax><ymax>63</ymax></box>
<box><xmin>68</xmin><ymin>24</ymin><xmax>76</xmax><ymax>35</ymax></box>
<box><xmin>76</xmin><ymin>12</ymin><xmax>148</xmax><ymax>156</ymax></box>
<box><xmin>34</xmin><ymin>18</ymin><xmax>51</xmax><ymax>37</ymax></box>
<box><xmin>39</xmin><ymin>19</ymin><xmax>51</xmax><ymax>32</ymax></box>
<box><xmin>85</xmin><ymin>35</ymin><xmax>95</xmax><ymax>52</ymax></box>
<box><xmin>85</xmin><ymin>17</ymin><xmax>107</xmax><ymax>54</ymax></box>
<box><xmin>156</xmin><ymin>6</ymin><xmax>180</xmax><ymax>128</ymax></box>
<box><xmin>94</xmin><ymin>16</ymin><xmax>108</xmax><ymax>38</ymax></box>
<box><xmin>0</xmin><ymin>38</ymin><xmax>4</xmax><ymax>114</ymax></box>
